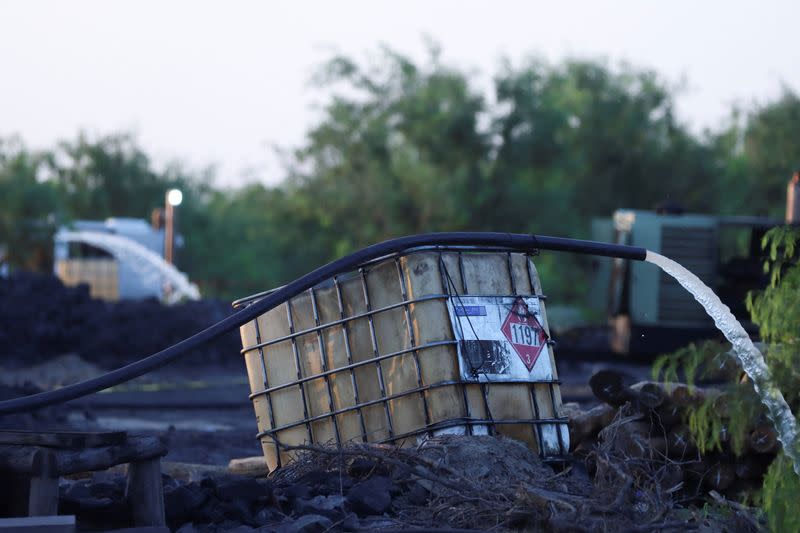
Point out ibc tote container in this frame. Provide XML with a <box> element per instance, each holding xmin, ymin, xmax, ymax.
<box><xmin>234</xmin><ymin>247</ymin><xmax>570</xmax><ymax>472</ymax></box>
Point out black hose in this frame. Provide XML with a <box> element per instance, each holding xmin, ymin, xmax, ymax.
<box><xmin>0</xmin><ymin>232</ymin><xmax>646</xmax><ymax>415</ymax></box>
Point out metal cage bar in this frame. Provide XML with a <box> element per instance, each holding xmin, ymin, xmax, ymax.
<box><xmin>249</xmin><ymin>340</ymin><xmax>459</xmax><ymax>399</ymax></box>
<box><xmin>251</xmin><ymin>318</ymin><xmax>281</xmax><ymax>467</ymax></box>
<box><xmin>437</xmin><ymin>255</ymin><xmax>474</xmax><ymax>436</ymax></box>
<box><xmin>241</xmin><ymin>294</ymin><xmax>448</xmax><ymax>354</ymax></box>
<box><xmin>285</xmin><ymin>301</ymin><xmax>314</xmax><ymax>443</ymax></box>
<box><xmin>457</xmin><ymin>251</ymin><xmax>496</xmax><ymax>434</ymax></box>
<box><xmin>308</xmin><ymin>287</ymin><xmax>342</xmax><ymax>447</ymax></box>
<box><xmin>359</xmin><ymin>267</ymin><xmax>395</xmax><ymax>439</ymax></box>
<box><xmin>507</xmin><ymin>251</ymin><xmax>545</xmax><ymax>452</ymax></box>
<box><xmin>333</xmin><ymin>274</ymin><xmax>369</xmax><ymax>443</ymax></box>
<box><xmin>521</xmin><ymin>255</ymin><xmax>548</xmax><ymax>457</ymax></box>
<box><xmin>525</xmin><ymin>254</ymin><xmax>567</xmax><ymax>458</ymax></box>
<box><xmin>394</xmin><ymin>257</ymin><xmax>433</xmax><ymax>433</ymax></box>
<box><xmin>256</xmin><ymin>377</ymin><xmax>566</xmax><ymax>439</ymax></box>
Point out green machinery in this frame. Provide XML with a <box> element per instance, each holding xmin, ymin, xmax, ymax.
<box><xmin>585</xmin><ymin>209</ymin><xmax>777</xmax><ymax>356</ymax></box>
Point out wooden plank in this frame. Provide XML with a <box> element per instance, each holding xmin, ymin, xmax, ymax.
<box><xmin>0</xmin><ymin>435</ymin><xmax>167</xmax><ymax>476</ymax></box>
<box><xmin>228</xmin><ymin>456</ymin><xmax>268</xmax><ymax>477</ymax></box>
<box><xmin>0</xmin><ymin>430</ymin><xmax>126</xmax><ymax>449</ymax></box>
<box><xmin>160</xmin><ymin>461</ymin><xmax>228</xmax><ymax>482</ymax></box>
<box><xmin>0</xmin><ymin>516</ymin><xmax>75</xmax><ymax>532</ymax></box>
<box><xmin>28</xmin><ymin>450</ymin><xmax>59</xmax><ymax>517</ymax></box>
<box><xmin>126</xmin><ymin>458</ymin><xmax>165</xmax><ymax>527</ymax></box>
<box><xmin>106</xmin><ymin>526</ymin><xmax>171</xmax><ymax>533</ymax></box>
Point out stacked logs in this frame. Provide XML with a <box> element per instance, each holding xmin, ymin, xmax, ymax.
<box><xmin>565</xmin><ymin>370</ymin><xmax>778</xmax><ymax>497</ymax></box>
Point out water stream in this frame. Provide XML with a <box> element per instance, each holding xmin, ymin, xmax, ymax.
<box><xmin>646</xmin><ymin>250</ymin><xmax>800</xmax><ymax>475</ymax></box>
<box><xmin>58</xmin><ymin>230</ymin><xmax>201</xmax><ymax>303</ymax></box>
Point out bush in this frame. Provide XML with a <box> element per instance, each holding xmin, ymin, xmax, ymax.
<box><xmin>654</xmin><ymin>226</ymin><xmax>800</xmax><ymax>530</ymax></box>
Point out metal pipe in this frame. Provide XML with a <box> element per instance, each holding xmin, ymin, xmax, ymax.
<box><xmin>0</xmin><ymin>232</ymin><xmax>646</xmax><ymax>415</ymax></box>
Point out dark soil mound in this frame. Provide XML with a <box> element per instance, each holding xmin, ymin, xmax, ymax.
<box><xmin>0</xmin><ymin>272</ymin><xmax>240</xmax><ymax>368</ymax></box>
<box><xmin>56</xmin><ymin>436</ymin><xmax>761</xmax><ymax>532</ymax></box>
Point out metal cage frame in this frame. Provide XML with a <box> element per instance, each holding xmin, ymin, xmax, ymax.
<box><xmin>235</xmin><ymin>245</ymin><xmax>570</xmax><ymax>467</ymax></box>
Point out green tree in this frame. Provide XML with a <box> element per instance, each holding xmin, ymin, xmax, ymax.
<box><xmin>0</xmin><ymin>138</ymin><xmax>60</xmax><ymax>270</ymax></box>
<box><xmin>177</xmin><ymin>183</ymin><xmax>318</xmax><ymax>299</ymax></box>
<box><xmin>711</xmin><ymin>88</ymin><xmax>800</xmax><ymax>217</ymax></box>
<box><xmin>283</xmin><ymin>51</ymin><xmax>721</xmax><ymax>301</ymax></box>
<box><xmin>45</xmin><ymin>133</ymin><xmax>186</xmax><ymax>221</ymax></box>
<box><xmin>287</xmin><ymin>47</ymin><xmax>492</xmax><ymax>261</ymax></box>
<box><xmin>492</xmin><ymin>59</ymin><xmax>719</xmax><ymax>232</ymax></box>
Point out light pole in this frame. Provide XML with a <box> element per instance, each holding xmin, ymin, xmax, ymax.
<box><xmin>164</xmin><ymin>188</ymin><xmax>183</xmax><ymax>264</ymax></box>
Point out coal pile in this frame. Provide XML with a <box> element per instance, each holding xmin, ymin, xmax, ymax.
<box><xmin>58</xmin><ymin>436</ymin><xmax>757</xmax><ymax>532</ymax></box>
<box><xmin>0</xmin><ymin>383</ymin><xmax>70</xmax><ymax>430</ymax></box>
<box><xmin>0</xmin><ymin>272</ymin><xmax>240</xmax><ymax>368</ymax></box>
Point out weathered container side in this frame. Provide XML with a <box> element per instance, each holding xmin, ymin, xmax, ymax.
<box><xmin>235</xmin><ymin>249</ymin><xmax>569</xmax><ymax>472</ymax></box>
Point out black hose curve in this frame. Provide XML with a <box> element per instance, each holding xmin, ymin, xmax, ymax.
<box><xmin>0</xmin><ymin>232</ymin><xmax>646</xmax><ymax>415</ymax></box>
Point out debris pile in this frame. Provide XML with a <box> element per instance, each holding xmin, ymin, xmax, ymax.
<box><xmin>0</xmin><ymin>271</ymin><xmax>239</xmax><ymax>367</ymax></box>
<box><xmin>57</xmin><ymin>435</ymin><xmax>758</xmax><ymax>532</ymax></box>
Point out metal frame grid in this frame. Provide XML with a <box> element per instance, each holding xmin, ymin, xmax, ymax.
<box><xmin>238</xmin><ymin>246</ymin><xmax>570</xmax><ymax>465</ymax></box>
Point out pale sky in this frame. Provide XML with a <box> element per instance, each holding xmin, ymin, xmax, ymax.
<box><xmin>1</xmin><ymin>1</ymin><xmax>798</xmax><ymax>186</ymax></box>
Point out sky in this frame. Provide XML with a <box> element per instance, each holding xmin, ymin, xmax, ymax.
<box><xmin>1</xmin><ymin>1</ymin><xmax>798</xmax><ymax>186</ymax></box>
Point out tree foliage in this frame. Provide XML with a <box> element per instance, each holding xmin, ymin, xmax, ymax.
<box><xmin>1</xmin><ymin>49</ymin><xmax>799</xmax><ymax>302</ymax></box>
<box><xmin>0</xmin><ymin>138</ymin><xmax>60</xmax><ymax>269</ymax></box>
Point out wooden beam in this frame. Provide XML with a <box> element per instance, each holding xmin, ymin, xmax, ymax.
<box><xmin>126</xmin><ymin>458</ymin><xmax>165</xmax><ymax>527</ymax></box>
<box><xmin>0</xmin><ymin>431</ymin><xmax>126</xmax><ymax>449</ymax></box>
<box><xmin>0</xmin><ymin>516</ymin><xmax>75</xmax><ymax>532</ymax></box>
<box><xmin>0</xmin><ymin>435</ymin><xmax>166</xmax><ymax>476</ymax></box>
<box><xmin>228</xmin><ymin>456</ymin><xmax>268</xmax><ymax>477</ymax></box>
<box><xmin>28</xmin><ymin>450</ymin><xmax>58</xmax><ymax>517</ymax></box>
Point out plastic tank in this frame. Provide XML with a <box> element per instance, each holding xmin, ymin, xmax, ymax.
<box><xmin>234</xmin><ymin>247</ymin><xmax>569</xmax><ymax>472</ymax></box>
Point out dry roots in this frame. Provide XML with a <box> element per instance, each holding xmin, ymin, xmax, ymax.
<box><xmin>270</xmin><ymin>432</ymin><xmax>760</xmax><ymax>532</ymax></box>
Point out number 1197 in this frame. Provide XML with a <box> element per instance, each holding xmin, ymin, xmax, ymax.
<box><xmin>511</xmin><ymin>323</ymin><xmax>538</xmax><ymax>346</ymax></box>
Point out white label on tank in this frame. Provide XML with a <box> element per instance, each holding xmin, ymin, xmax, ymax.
<box><xmin>445</xmin><ymin>295</ymin><xmax>566</xmax><ymax>457</ymax></box>
<box><xmin>446</xmin><ymin>295</ymin><xmax>555</xmax><ymax>382</ymax></box>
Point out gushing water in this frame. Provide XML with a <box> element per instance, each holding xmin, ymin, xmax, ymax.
<box><xmin>646</xmin><ymin>250</ymin><xmax>800</xmax><ymax>475</ymax></box>
<box><xmin>59</xmin><ymin>231</ymin><xmax>201</xmax><ymax>303</ymax></box>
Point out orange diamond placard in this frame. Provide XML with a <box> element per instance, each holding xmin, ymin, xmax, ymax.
<box><xmin>500</xmin><ymin>299</ymin><xmax>548</xmax><ymax>372</ymax></box>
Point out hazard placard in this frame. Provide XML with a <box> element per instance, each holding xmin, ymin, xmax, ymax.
<box><xmin>446</xmin><ymin>295</ymin><xmax>554</xmax><ymax>382</ymax></box>
<box><xmin>500</xmin><ymin>298</ymin><xmax>548</xmax><ymax>371</ymax></box>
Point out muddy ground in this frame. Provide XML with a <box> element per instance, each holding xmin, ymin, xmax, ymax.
<box><xmin>3</xmin><ymin>273</ymin><xmax>755</xmax><ymax>531</ymax></box>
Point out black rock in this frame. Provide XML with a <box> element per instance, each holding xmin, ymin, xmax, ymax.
<box><xmin>217</xmin><ymin>520</ymin><xmax>248</xmax><ymax>531</ymax></box>
<box><xmin>278</xmin><ymin>484</ymin><xmax>311</xmax><ymax>502</ymax></box>
<box><xmin>88</xmin><ymin>481</ymin><xmax>120</xmax><ymax>500</ymax></box>
<box><xmin>61</xmin><ymin>480</ymin><xmax>91</xmax><ymax>502</ymax></box>
<box><xmin>165</xmin><ymin>482</ymin><xmax>209</xmax><ymax>527</ymax></box>
<box><xmin>191</xmin><ymin>498</ymin><xmax>227</xmax><ymax>524</ymax></box>
<box><xmin>215</xmin><ymin>476</ymin><xmax>270</xmax><ymax>504</ymax></box>
<box><xmin>340</xmin><ymin>512</ymin><xmax>361</xmax><ymax>531</ymax></box>
<box><xmin>293</xmin><ymin>494</ymin><xmax>345</xmax><ymax>519</ymax></box>
<box><xmin>405</xmin><ymin>481</ymin><xmax>430</xmax><ymax>506</ymax></box>
<box><xmin>163</xmin><ymin>473</ymin><xmax>181</xmax><ymax>491</ymax></box>
<box><xmin>346</xmin><ymin>476</ymin><xmax>392</xmax><ymax>516</ymax></box>
<box><xmin>254</xmin><ymin>507</ymin><xmax>285</xmax><ymax>527</ymax></box>
<box><xmin>60</xmin><ymin>479</ymin><xmax>121</xmax><ymax>511</ymax></box>
<box><xmin>296</xmin><ymin>470</ymin><xmax>352</xmax><ymax>495</ymax></box>
<box><xmin>218</xmin><ymin>498</ymin><xmax>255</xmax><ymax>524</ymax></box>
<box><xmin>275</xmin><ymin>514</ymin><xmax>333</xmax><ymax>533</ymax></box>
